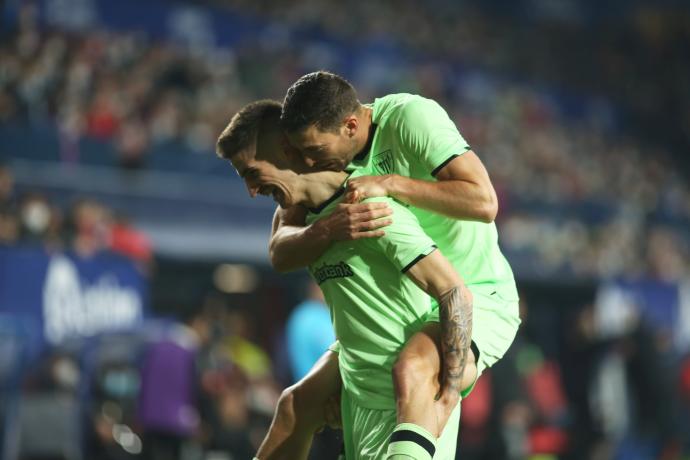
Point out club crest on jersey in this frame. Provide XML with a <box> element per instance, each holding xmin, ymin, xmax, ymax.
<box><xmin>311</xmin><ymin>261</ymin><xmax>354</xmax><ymax>285</ymax></box>
<box><xmin>374</xmin><ymin>150</ymin><xmax>394</xmax><ymax>175</ymax></box>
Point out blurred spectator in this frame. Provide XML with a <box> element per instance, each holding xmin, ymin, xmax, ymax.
<box><xmin>109</xmin><ymin>213</ymin><xmax>153</xmax><ymax>269</ymax></box>
<box><xmin>193</xmin><ymin>301</ymin><xmax>276</xmax><ymax>459</ymax></box>
<box><xmin>0</xmin><ymin>165</ymin><xmax>19</xmax><ymax>245</ymax></box>
<box><xmin>18</xmin><ymin>192</ymin><xmax>61</xmax><ymax>248</ymax></box>
<box><xmin>68</xmin><ymin>198</ymin><xmax>111</xmax><ymax>257</ymax></box>
<box><xmin>561</xmin><ymin>304</ymin><xmax>609</xmax><ymax>459</ymax></box>
<box><xmin>221</xmin><ymin>309</ymin><xmax>273</xmax><ymax>380</ymax></box>
<box><xmin>286</xmin><ymin>280</ymin><xmax>335</xmax><ymax>382</ymax></box>
<box><xmin>0</xmin><ymin>165</ymin><xmax>14</xmax><ymax>206</ymax></box>
<box><xmin>138</xmin><ymin>323</ymin><xmax>200</xmax><ymax>460</ymax></box>
<box><xmin>116</xmin><ymin>117</ymin><xmax>149</xmax><ymax>170</ymax></box>
<box><xmin>207</xmin><ymin>370</ymin><xmax>255</xmax><ymax>459</ymax></box>
<box><xmin>0</xmin><ymin>207</ymin><xmax>19</xmax><ymax>244</ymax></box>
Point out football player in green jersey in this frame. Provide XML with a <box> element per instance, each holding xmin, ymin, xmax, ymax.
<box><xmin>217</xmin><ymin>100</ymin><xmax>478</xmax><ymax>459</ymax></box>
<box><xmin>269</xmin><ymin>71</ymin><xmax>520</xmax><ymax>457</ymax></box>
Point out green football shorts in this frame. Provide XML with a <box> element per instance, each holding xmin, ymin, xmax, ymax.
<box><xmin>341</xmin><ymin>386</ymin><xmax>461</xmax><ymax>460</ymax></box>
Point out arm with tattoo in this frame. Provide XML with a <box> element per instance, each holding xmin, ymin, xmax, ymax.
<box><xmin>404</xmin><ymin>250</ymin><xmax>474</xmax><ymax>400</ymax></box>
<box><xmin>438</xmin><ymin>286</ymin><xmax>473</xmax><ymax>396</ymax></box>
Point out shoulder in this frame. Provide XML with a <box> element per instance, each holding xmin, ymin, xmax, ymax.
<box><xmin>376</xmin><ymin>94</ymin><xmax>445</xmax><ymax>129</ymax></box>
<box><xmin>375</xmin><ymin>93</ymin><xmax>424</xmax><ymax>121</ymax></box>
<box><xmin>397</xmin><ymin>95</ymin><xmax>444</xmax><ymax>120</ymax></box>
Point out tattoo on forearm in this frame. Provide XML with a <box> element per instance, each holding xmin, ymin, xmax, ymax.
<box><xmin>439</xmin><ymin>286</ymin><xmax>473</xmax><ymax>394</ymax></box>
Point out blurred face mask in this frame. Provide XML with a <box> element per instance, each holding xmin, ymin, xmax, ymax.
<box><xmin>22</xmin><ymin>200</ymin><xmax>50</xmax><ymax>234</ymax></box>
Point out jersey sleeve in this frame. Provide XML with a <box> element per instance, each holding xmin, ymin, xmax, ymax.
<box><xmin>363</xmin><ymin>197</ymin><xmax>437</xmax><ymax>273</ymax></box>
<box><xmin>395</xmin><ymin>96</ymin><xmax>471</xmax><ymax>176</ymax></box>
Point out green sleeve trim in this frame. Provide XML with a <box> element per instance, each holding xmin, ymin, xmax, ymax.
<box><xmin>401</xmin><ymin>245</ymin><xmax>437</xmax><ymax>273</ymax></box>
<box><xmin>430</xmin><ymin>145</ymin><xmax>471</xmax><ymax>177</ymax></box>
<box><xmin>308</xmin><ymin>187</ymin><xmax>346</xmax><ymax>214</ymax></box>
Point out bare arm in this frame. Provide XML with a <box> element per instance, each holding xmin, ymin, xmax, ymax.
<box><xmin>268</xmin><ymin>203</ymin><xmax>393</xmax><ymax>273</ymax></box>
<box><xmin>269</xmin><ymin>206</ymin><xmax>329</xmax><ymax>273</ymax></box>
<box><xmin>405</xmin><ymin>250</ymin><xmax>473</xmax><ymax>401</ymax></box>
<box><xmin>346</xmin><ymin>151</ymin><xmax>498</xmax><ymax>223</ymax></box>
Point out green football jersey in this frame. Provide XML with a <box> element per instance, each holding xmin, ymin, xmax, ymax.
<box><xmin>306</xmin><ymin>192</ymin><xmax>438</xmax><ymax>410</ymax></box>
<box><xmin>348</xmin><ymin>93</ymin><xmax>519</xmax><ymax>301</ymax></box>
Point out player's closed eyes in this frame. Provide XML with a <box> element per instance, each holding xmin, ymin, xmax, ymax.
<box><xmin>306</xmin><ymin>145</ymin><xmax>326</xmax><ymax>154</ymax></box>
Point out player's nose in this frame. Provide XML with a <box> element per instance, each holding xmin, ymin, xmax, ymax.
<box><xmin>245</xmin><ymin>182</ymin><xmax>259</xmax><ymax>198</ymax></box>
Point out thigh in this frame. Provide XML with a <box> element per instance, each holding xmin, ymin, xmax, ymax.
<box><xmin>399</xmin><ymin>322</ymin><xmax>443</xmax><ymax>377</ymax></box>
<box><xmin>400</xmin><ymin>322</ymin><xmax>478</xmax><ymax>389</ymax></box>
<box><xmin>293</xmin><ymin>349</ymin><xmax>341</xmax><ymax>406</ymax></box>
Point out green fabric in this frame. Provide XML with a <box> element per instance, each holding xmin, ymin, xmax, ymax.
<box><xmin>306</xmin><ymin>196</ymin><xmax>437</xmax><ymax>410</ymax></box>
<box><xmin>341</xmin><ymin>387</ymin><xmax>461</xmax><ymax>460</ymax></box>
<box><xmin>348</xmin><ymin>93</ymin><xmax>519</xmax><ymax>303</ymax></box>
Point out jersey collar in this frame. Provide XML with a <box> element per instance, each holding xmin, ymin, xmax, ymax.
<box><xmin>348</xmin><ymin>123</ymin><xmax>378</xmax><ymax>168</ymax></box>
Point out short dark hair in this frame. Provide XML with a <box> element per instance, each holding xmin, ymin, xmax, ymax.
<box><xmin>216</xmin><ymin>100</ymin><xmax>282</xmax><ymax>160</ymax></box>
<box><xmin>280</xmin><ymin>71</ymin><xmax>360</xmax><ymax>133</ymax></box>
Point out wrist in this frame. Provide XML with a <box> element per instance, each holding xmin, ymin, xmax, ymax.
<box><xmin>385</xmin><ymin>174</ymin><xmax>403</xmax><ymax>198</ymax></box>
<box><xmin>308</xmin><ymin>218</ymin><xmax>333</xmax><ymax>244</ymax></box>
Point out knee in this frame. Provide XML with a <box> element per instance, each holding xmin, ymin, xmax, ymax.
<box><xmin>277</xmin><ymin>382</ymin><xmax>321</xmax><ymax>430</ymax></box>
<box><xmin>276</xmin><ymin>386</ymin><xmax>298</xmax><ymax>427</ymax></box>
<box><xmin>392</xmin><ymin>353</ymin><xmax>437</xmax><ymax>399</ymax></box>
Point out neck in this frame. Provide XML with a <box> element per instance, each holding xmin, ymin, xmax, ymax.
<box><xmin>297</xmin><ymin>171</ymin><xmax>349</xmax><ymax>208</ymax></box>
<box><xmin>348</xmin><ymin>106</ymin><xmax>374</xmax><ymax>163</ymax></box>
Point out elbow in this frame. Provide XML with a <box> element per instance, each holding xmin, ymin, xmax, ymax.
<box><xmin>436</xmin><ymin>283</ymin><xmax>474</xmax><ymax>307</ymax></box>
<box><xmin>269</xmin><ymin>254</ymin><xmax>293</xmax><ymax>274</ymax></box>
<box><xmin>270</xmin><ymin>257</ymin><xmax>292</xmax><ymax>274</ymax></box>
<box><xmin>268</xmin><ymin>241</ymin><xmax>292</xmax><ymax>274</ymax></box>
<box><xmin>478</xmin><ymin>198</ymin><xmax>498</xmax><ymax>223</ymax></box>
<box><xmin>465</xmin><ymin>183</ymin><xmax>498</xmax><ymax>223</ymax></box>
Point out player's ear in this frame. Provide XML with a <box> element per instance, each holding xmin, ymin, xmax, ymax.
<box><xmin>343</xmin><ymin>116</ymin><xmax>358</xmax><ymax>137</ymax></box>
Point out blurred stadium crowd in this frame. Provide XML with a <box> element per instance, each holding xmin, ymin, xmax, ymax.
<box><xmin>0</xmin><ymin>163</ymin><xmax>151</xmax><ymax>261</ymax></box>
<box><xmin>2</xmin><ymin>4</ymin><xmax>688</xmax><ymax>278</ymax></box>
<box><xmin>1</xmin><ymin>1</ymin><xmax>690</xmax><ymax>459</ymax></box>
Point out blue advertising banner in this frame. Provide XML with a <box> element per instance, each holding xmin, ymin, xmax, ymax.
<box><xmin>0</xmin><ymin>246</ymin><xmax>147</xmax><ymax>352</ymax></box>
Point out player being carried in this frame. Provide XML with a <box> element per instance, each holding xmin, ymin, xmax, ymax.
<box><xmin>219</xmin><ymin>100</ymin><xmax>475</xmax><ymax>459</ymax></box>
